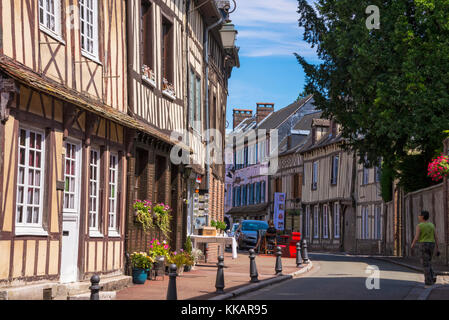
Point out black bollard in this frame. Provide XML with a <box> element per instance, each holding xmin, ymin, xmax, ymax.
<box><xmin>249</xmin><ymin>249</ymin><xmax>259</xmax><ymax>283</ymax></box>
<box><xmin>215</xmin><ymin>256</ymin><xmax>225</xmax><ymax>294</ymax></box>
<box><xmin>166</xmin><ymin>264</ymin><xmax>178</xmax><ymax>300</ymax></box>
<box><xmin>296</xmin><ymin>242</ymin><xmax>303</xmax><ymax>267</ymax></box>
<box><xmin>301</xmin><ymin>239</ymin><xmax>310</xmax><ymax>264</ymax></box>
<box><xmin>275</xmin><ymin>246</ymin><xmax>283</xmax><ymax>275</ymax></box>
<box><xmin>89</xmin><ymin>275</ymin><xmax>100</xmax><ymax>300</ymax></box>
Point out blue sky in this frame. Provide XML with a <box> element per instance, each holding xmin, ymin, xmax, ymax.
<box><xmin>226</xmin><ymin>0</ymin><xmax>320</xmax><ymax>130</ymax></box>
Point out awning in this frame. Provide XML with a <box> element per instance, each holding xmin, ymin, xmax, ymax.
<box><xmin>227</xmin><ymin>203</ymin><xmax>269</xmax><ymax>216</ymax></box>
<box><xmin>0</xmin><ymin>55</ymin><xmax>192</xmax><ymax>153</ymax></box>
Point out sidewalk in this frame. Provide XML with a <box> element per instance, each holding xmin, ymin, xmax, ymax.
<box><xmin>116</xmin><ymin>251</ymin><xmax>313</xmax><ymax>300</ymax></box>
<box><xmin>371</xmin><ymin>256</ymin><xmax>449</xmax><ymax>300</ymax></box>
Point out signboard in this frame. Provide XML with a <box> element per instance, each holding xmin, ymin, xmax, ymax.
<box><xmin>193</xmin><ymin>192</ymin><xmax>209</xmax><ymax>229</ymax></box>
<box><xmin>273</xmin><ymin>192</ymin><xmax>285</xmax><ymax>231</ymax></box>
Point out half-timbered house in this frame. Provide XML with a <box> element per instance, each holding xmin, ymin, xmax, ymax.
<box><xmin>300</xmin><ymin>119</ymin><xmax>357</xmax><ymax>252</ymax></box>
<box><xmin>0</xmin><ymin>0</ymin><xmax>133</xmax><ymax>298</ymax></box>
<box><xmin>271</xmin><ymin>111</ymin><xmax>322</xmax><ymax>233</ymax></box>
<box><xmin>125</xmin><ymin>0</ymin><xmax>189</xmax><ymax>260</ymax></box>
<box><xmin>354</xmin><ymin>158</ymin><xmax>384</xmax><ymax>254</ymax></box>
<box><xmin>124</xmin><ymin>0</ymin><xmax>239</xmax><ymax>264</ymax></box>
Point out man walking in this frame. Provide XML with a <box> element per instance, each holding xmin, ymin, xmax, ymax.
<box><xmin>411</xmin><ymin>211</ymin><xmax>440</xmax><ymax>287</ymax></box>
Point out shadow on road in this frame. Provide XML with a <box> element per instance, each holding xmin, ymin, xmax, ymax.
<box><xmin>236</xmin><ymin>276</ymin><xmax>423</xmax><ymax>300</ymax></box>
<box><xmin>307</xmin><ymin>252</ymin><xmax>422</xmax><ymax>275</ymax></box>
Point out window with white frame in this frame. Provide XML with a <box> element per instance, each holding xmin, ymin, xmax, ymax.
<box><xmin>39</xmin><ymin>0</ymin><xmax>61</xmax><ymax>37</ymax></box>
<box><xmin>16</xmin><ymin>128</ymin><xmax>46</xmax><ymax>234</ymax></box>
<box><xmin>108</xmin><ymin>153</ymin><xmax>119</xmax><ymax>234</ymax></box>
<box><xmin>374</xmin><ymin>205</ymin><xmax>382</xmax><ymax>240</ymax></box>
<box><xmin>334</xmin><ymin>203</ymin><xmax>340</xmax><ymax>239</ymax></box>
<box><xmin>323</xmin><ymin>205</ymin><xmax>329</xmax><ymax>239</ymax></box>
<box><xmin>305</xmin><ymin>206</ymin><xmax>310</xmax><ymax>238</ymax></box>
<box><xmin>80</xmin><ymin>0</ymin><xmax>99</xmax><ymax>60</ymax></box>
<box><xmin>313</xmin><ymin>205</ymin><xmax>319</xmax><ymax>239</ymax></box>
<box><xmin>361</xmin><ymin>206</ymin><xmax>370</xmax><ymax>239</ymax></box>
<box><xmin>89</xmin><ymin>148</ymin><xmax>101</xmax><ymax>235</ymax></box>
<box><xmin>64</xmin><ymin>142</ymin><xmax>78</xmax><ymax>211</ymax></box>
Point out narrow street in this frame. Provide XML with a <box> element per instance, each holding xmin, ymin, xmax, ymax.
<box><xmin>234</xmin><ymin>253</ymin><xmax>426</xmax><ymax>300</ymax></box>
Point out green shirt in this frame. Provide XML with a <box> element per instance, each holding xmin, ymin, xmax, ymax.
<box><xmin>418</xmin><ymin>222</ymin><xmax>435</xmax><ymax>243</ymax></box>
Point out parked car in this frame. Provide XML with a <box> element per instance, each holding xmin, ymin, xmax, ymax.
<box><xmin>236</xmin><ymin>220</ymin><xmax>269</xmax><ymax>250</ymax></box>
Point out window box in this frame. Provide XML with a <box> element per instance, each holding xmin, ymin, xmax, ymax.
<box><xmin>142</xmin><ymin>65</ymin><xmax>156</xmax><ymax>88</ymax></box>
<box><xmin>162</xmin><ymin>78</ymin><xmax>176</xmax><ymax>100</ymax></box>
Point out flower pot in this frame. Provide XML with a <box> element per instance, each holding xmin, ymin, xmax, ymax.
<box><xmin>184</xmin><ymin>265</ymin><xmax>192</xmax><ymax>272</ymax></box>
<box><xmin>177</xmin><ymin>265</ymin><xmax>184</xmax><ymax>276</ymax></box>
<box><xmin>132</xmin><ymin>268</ymin><xmax>148</xmax><ymax>284</ymax></box>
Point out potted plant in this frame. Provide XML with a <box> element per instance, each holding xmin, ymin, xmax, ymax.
<box><xmin>130</xmin><ymin>252</ymin><xmax>154</xmax><ymax>284</ymax></box>
<box><xmin>191</xmin><ymin>248</ymin><xmax>203</xmax><ymax>268</ymax></box>
<box><xmin>148</xmin><ymin>239</ymin><xmax>170</xmax><ymax>278</ymax></box>
<box><xmin>152</xmin><ymin>203</ymin><xmax>172</xmax><ymax>239</ymax></box>
<box><xmin>211</xmin><ymin>220</ymin><xmax>227</xmax><ymax>236</ymax></box>
<box><xmin>133</xmin><ymin>200</ymin><xmax>154</xmax><ymax>233</ymax></box>
<box><xmin>168</xmin><ymin>250</ymin><xmax>188</xmax><ymax>276</ymax></box>
<box><xmin>184</xmin><ymin>253</ymin><xmax>194</xmax><ymax>272</ymax></box>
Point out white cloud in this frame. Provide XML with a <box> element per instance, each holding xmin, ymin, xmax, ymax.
<box><xmin>231</xmin><ymin>0</ymin><xmax>318</xmax><ymax>59</ymax></box>
<box><xmin>232</xmin><ymin>0</ymin><xmax>299</xmax><ymax>27</ymax></box>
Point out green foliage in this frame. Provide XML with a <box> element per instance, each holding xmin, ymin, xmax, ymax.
<box><xmin>148</xmin><ymin>239</ymin><xmax>171</xmax><ymax>260</ymax></box>
<box><xmin>211</xmin><ymin>220</ymin><xmax>227</xmax><ymax>231</ymax></box>
<box><xmin>380</xmin><ymin>163</ymin><xmax>394</xmax><ymax>202</ymax></box>
<box><xmin>296</xmin><ymin>0</ymin><xmax>449</xmax><ymax>190</ymax></box>
<box><xmin>184</xmin><ymin>236</ymin><xmax>193</xmax><ymax>254</ymax></box>
<box><xmin>130</xmin><ymin>252</ymin><xmax>154</xmax><ymax>270</ymax></box>
<box><xmin>167</xmin><ymin>250</ymin><xmax>190</xmax><ymax>270</ymax></box>
<box><xmin>152</xmin><ymin>203</ymin><xmax>173</xmax><ymax>239</ymax></box>
<box><xmin>398</xmin><ymin>154</ymin><xmax>438</xmax><ymax>193</ymax></box>
<box><xmin>134</xmin><ymin>200</ymin><xmax>172</xmax><ymax>239</ymax></box>
<box><xmin>133</xmin><ymin>200</ymin><xmax>154</xmax><ymax>233</ymax></box>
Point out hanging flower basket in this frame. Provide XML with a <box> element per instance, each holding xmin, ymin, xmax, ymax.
<box><xmin>428</xmin><ymin>154</ymin><xmax>449</xmax><ymax>182</ymax></box>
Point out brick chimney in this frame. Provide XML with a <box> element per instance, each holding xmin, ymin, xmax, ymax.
<box><xmin>256</xmin><ymin>103</ymin><xmax>274</xmax><ymax>124</ymax></box>
<box><xmin>233</xmin><ymin>109</ymin><xmax>253</xmax><ymax>129</ymax></box>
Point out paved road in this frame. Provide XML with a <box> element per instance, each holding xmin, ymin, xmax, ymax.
<box><xmin>235</xmin><ymin>253</ymin><xmax>427</xmax><ymax>300</ymax></box>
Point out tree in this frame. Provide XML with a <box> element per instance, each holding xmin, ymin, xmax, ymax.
<box><xmin>295</xmin><ymin>0</ymin><xmax>449</xmax><ymax>191</ymax></box>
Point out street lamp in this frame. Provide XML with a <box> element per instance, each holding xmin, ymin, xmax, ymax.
<box><xmin>219</xmin><ymin>23</ymin><xmax>238</xmax><ymax>49</ymax></box>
